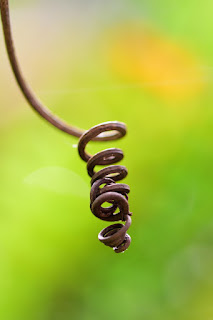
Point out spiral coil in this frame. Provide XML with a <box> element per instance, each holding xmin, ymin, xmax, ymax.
<box><xmin>78</xmin><ymin>122</ymin><xmax>132</xmax><ymax>253</ymax></box>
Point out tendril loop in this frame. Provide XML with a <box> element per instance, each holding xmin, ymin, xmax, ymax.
<box><xmin>78</xmin><ymin>122</ymin><xmax>132</xmax><ymax>253</ymax></box>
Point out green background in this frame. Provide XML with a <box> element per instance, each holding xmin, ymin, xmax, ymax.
<box><xmin>0</xmin><ymin>1</ymin><xmax>213</xmax><ymax>319</ymax></box>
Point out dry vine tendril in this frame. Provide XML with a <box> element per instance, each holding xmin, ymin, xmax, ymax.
<box><xmin>0</xmin><ymin>0</ymin><xmax>132</xmax><ymax>253</ymax></box>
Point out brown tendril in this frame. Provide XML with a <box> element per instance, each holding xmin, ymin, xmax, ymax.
<box><xmin>0</xmin><ymin>1</ymin><xmax>133</xmax><ymax>253</ymax></box>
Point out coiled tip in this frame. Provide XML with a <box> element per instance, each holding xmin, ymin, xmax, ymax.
<box><xmin>98</xmin><ymin>215</ymin><xmax>132</xmax><ymax>253</ymax></box>
<box><xmin>78</xmin><ymin>122</ymin><xmax>132</xmax><ymax>253</ymax></box>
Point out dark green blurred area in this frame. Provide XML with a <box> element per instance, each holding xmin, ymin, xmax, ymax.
<box><xmin>0</xmin><ymin>1</ymin><xmax>213</xmax><ymax>319</ymax></box>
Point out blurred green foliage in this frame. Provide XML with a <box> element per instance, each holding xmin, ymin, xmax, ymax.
<box><xmin>0</xmin><ymin>1</ymin><xmax>213</xmax><ymax>319</ymax></box>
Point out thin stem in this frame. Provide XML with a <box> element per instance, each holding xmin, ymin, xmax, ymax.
<box><xmin>0</xmin><ymin>0</ymin><xmax>121</xmax><ymax>141</ymax></box>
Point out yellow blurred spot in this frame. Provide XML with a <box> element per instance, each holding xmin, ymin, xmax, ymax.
<box><xmin>109</xmin><ymin>25</ymin><xmax>205</xmax><ymax>100</ymax></box>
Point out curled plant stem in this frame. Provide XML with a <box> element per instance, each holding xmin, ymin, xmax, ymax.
<box><xmin>0</xmin><ymin>0</ymin><xmax>123</xmax><ymax>141</ymax></box>
<box><xmin>0</xmin><ymin>0</ymin><xmax>133</xmax><ymax>252</ymax></box>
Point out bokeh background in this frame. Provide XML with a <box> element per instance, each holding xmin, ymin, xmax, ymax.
<box><xmin>0</xmin><ymin>0</ymin><xmax>213</xmax><ymax>319</ymax></box>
